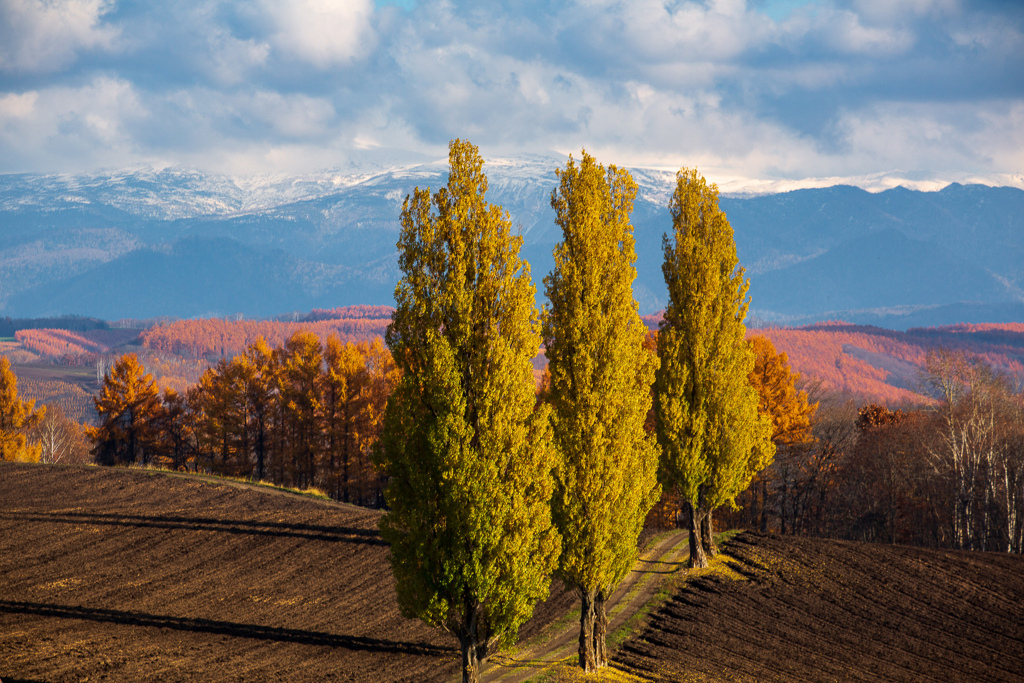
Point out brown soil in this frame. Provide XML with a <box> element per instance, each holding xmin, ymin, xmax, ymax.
<box><xmin>615</xmin><ymin>531</ymin><xmax>1024</xmax><ymax>682</ymax></box>
<box><xmin>0</xmin><ymin>463</ymin><xmax>571</xmax><ymax>682</ymax></box>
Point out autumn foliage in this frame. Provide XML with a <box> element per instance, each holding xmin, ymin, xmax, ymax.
<box><xmin>751</xmin><ymin>322</ymin><xmax>1024</xmax><ymax>405</ymax></box>
<box><xmin>89</xmin><ymin>333</ymin><xmax>398</xmax><ymax>506</ymax></box>
<box><xmin>0</xmin><ymin>356</ymin><xmax>45</xmax><ymax>462</ymax></box>
<box><xmin>140</xmin><ymin>317</ymin><xmax>391</xmax><ymax>358</ymax></box>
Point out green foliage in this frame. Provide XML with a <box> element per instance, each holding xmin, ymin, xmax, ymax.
<box><xmin>541</xmin><ymin>151</ymin><xmax>660</xmax><ymax>668</ymax></box>
<box><xmin>654</xmin><ymin>169</ymin><xmax>774</xmax><ymax>524</ymax></box>
<box><xmin>376</xmin><ymin>139</ymin><xmax>560</xmax><ymax>676</ymax></box>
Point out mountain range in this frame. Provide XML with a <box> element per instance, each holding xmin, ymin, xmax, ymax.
<box><xmin>1</xmin><ymin>158</ymin><xmax>1022</xmax><ymax>328</ymax></box>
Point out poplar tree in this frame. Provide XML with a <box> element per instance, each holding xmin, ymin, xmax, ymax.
<box><xmin>0</xmin><ymin>356</ymin><xmax>45</xmax><ymax>462</ymax></box>
<box><xmin>654</xmin><ymin>168</ymin><xmax>774</xmax><ymax>568</ymax></box>
<box><xmin>542</xmin><ymin>152</ymin><xmax>660</xmax><ymax>672</ymax></box>
<box><xmin>376</xmin><ymin>139</ymin><xmax>560</xmax><ymax>683</ymax></box>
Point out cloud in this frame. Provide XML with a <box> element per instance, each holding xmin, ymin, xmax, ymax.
<box><xmin>0</xmin><ymin>0</ymin><xmax>1020</xmax><ymax>186</ymax></box>
<box><xmin>0</xmin><ymin>0</ymin><xmax>120</xmax><ymax>73</ymax></box>
<box><xmin>0</xmin><ymin>76</ymin><xmax>145</xmax><ymax>169</ymax></box>
<box><xmin>261</xmin><ymin>0</ymin><xmax>376</xmax><ymax>67</ymax></box>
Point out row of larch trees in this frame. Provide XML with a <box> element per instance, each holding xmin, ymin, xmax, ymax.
<box><xmin>89</xmin><ymin>334</ymin><xmax>397</xmax><ymax>505</ymax></box>
<box><xmin>374</xmin><ymin>140</ymin><xmax>775</xmax><ymax>682</ymax></box>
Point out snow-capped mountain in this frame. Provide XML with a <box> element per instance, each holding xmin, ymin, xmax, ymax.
<box><xmin>1</xmin><ymin>158</ymin><xmax>1023</xmax><ymax>328</ymax></box>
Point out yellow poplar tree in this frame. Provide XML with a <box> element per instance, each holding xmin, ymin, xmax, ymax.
<box><xmin>654</xmin><ymin>168</ymin><xmax>774</xmax><ymax>568</ymax></box>
<box><xmin>0</xmin><ymin>356</ymin><xmax>45</xmax><ymax>462</ymax></box>
<box><xmin>376</xmin><ymin>139</ymin><xmax>560</xmax><ymax>683</ymax></box>
<box><xmin>542</xmin><ymin>151</ymin><xmax>660</xmax><ymax>672</ymax></box>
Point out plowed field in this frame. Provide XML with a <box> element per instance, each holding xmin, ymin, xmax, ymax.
<box><xmin>616</xmin><ymin>531</ymin><xmax>1024</xmax><ymax>682</ymax></box>
<box><xmin>0</xmin><ymin>464</ymin><xmax>571</xmax><ymax>682</ymax></box>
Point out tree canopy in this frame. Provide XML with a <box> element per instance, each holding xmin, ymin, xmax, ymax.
<box><xmin>375</xmin><ymin>139</ymin><xmax>560</xmax><ymax>683</ymax></box>
<box><xmin>749</xmin><ymin>335</ymin><xmax>817</xmax><ymax>446</ymax></box>
<box><xmin>542</xmin><ymin>151</ymin><xmax>660</xmax><ymax>672</ymax></box>
<box><xmin>89</xmin><ymin>353</ymin><xmax>162</xmax><ymax>466</ymax></box>
<box><xmin>654</xmin><ymin>168</ymin><xmax>774</xmax><ymax>568</ymax></box>
<box><xmin>0</xmin><ymin>356</ymin><xmax>45</xmax><ymax>462</ymax></box>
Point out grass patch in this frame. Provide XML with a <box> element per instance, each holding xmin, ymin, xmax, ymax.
<box><xmin>527</xmin><ymin>663</ymin><xmax>647</xmax><ymax>683</ymax></box>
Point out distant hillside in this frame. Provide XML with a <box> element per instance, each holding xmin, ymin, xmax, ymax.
<box><xmin>1</xmin><ymin>163</ymin><xmax>1021</xmax><ymax>326</ymax></box>
<box><xmin>754</xmin><ymin>322</ymin><xmax>1024</xmax><ymax>404</ymax></box>
<box><xmin>8</xmin><ymin>314</ymin><xmax>1024</xmax><ymax>415</ymax></box>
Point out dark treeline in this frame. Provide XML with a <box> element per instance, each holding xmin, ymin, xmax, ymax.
<box><xmin>0</xmin><ymin>315</ymin><xmax>108</xmax><ymax>336</ymax></box>
<box><xmin>723</xmin><ymin>347</ymin><xmax>1024</xmax><ymax>554</ymax></box>
<box><xmin>89</xmin><ymin>330</ymin><xmax>398</xmax><ymax>507</ymax></box>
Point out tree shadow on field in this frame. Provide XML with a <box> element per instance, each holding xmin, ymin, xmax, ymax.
<box><xmin>1</xmin><ymin>511</ymin><xmax>387</xmax><ymax>546</ymax></box>
<box><xmin>633</xmin><ymin>558</ymin><xmax>687</xmax><ymax>575</ymax></box>
<box><xmin>0</xmin><ymin>601</ymin><xmax>452</xmax><ymax>657</ymax></box>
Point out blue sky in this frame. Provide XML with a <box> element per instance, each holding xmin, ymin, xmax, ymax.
<box><xmin>0</xmin><ymin>0</ymin><xmax>1021</xmax><ymax>188</ymax></box>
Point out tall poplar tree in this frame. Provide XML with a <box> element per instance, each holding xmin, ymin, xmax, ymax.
<box><xmin>654</xmin><ymin>168</ymin><xmax>774</xmax><ymax>568</ymax></box>
<box><xmin>376</xmin><ymin>139</ymin><xmax>560</xmax><ymax>683</ymax></box>
<box><xmin>542</xmin><ymin>152</ymin><xmax>660</xmax><ymax>672</ymax></box>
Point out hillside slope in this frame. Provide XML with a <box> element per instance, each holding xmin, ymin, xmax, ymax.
<box><xmin>0</xmin><ymin>463</ymin><xmax>461</xmax><ymax>682</ymax></box>
<box><xmin>616</xmin><ymin>531</ymin><xmax>1024</xmax><ymax>682</ymax></box>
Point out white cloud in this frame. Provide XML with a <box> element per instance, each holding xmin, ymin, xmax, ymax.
<box><xmin>0</xmin><ymin>0</ymin><xmax>1020</xmax><ymax>187</ymax></box>
<box><xmin>0</xmin><ymin>0</ymin><xmax>120</xmax><ymax>73</ymax></box>
<box><xmin>828</xmin><ymin>100</ymin><xmax>1024</xmax><ymax>176</ymax></box>
<box><xmin>0</xmin><ymin>77</ymin><xmax>145</xmax><ymax>169</ymax></box>
<box><xmin>261</xmin><ymin>0</ymin><xmax>375</xmax><ymax>67</ymax></box>
<box><xmin>821</xmin><ymin>8</ymin><xmax>916</xmax><ymax>55</ymax></box>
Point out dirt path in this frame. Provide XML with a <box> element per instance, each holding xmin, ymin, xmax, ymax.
<box><xmin>480</xmin><ymin>530</ymin><xmax>690</xmax><ymax>682</ymax></box>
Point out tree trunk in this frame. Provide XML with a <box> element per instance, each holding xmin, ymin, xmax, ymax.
<box><xmin>687</xmin><ymin>501</ymin><xmax>708</xmax><ymax>569</ymax></box>
<box><xmin>459</xmin><ymin>635</ymin><xmax>480</xmax><ymax>683</ymax></box>
<box><xmin>701</xmin><ymin>508</ymin><xmax>718</xmax><ymax>558</ymax></box>
<box><xmin>594</xmin><ymin>589</ymin><xmax>609</xmax><ymax>668</ymax></box>
<box><xmin>759</xmin><ymin>477</ymin><xmax>769</xmax><ymax>533</ymax></box>
<box><xmin>578</xmin><ymin>588</ymin><xmax>598</xmax><ymax>672</ymax></box>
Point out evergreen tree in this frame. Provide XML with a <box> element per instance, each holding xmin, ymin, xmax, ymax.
<box><xmin>376</xmin><ymin>139</ymin><xmax>560</xmax><ymax>683</ymax></box>
<box><xmin>542</xmin><ymin>151</ymin><xmax>660</xmax><ymax>672</ymax></box>
<box><xmin>654</xmin><ymin>168</ymin><xmax>774</xmax><ymax>568</ymax></box>
<box><xmin>0</xmin><ymin>356</ymin><xmax>45</xmax><ymax>462</ymax></box>
<box><xmin>90</xmin><ymin>353</ymin><xmax>163</xmax><ymax>466</ymax></box>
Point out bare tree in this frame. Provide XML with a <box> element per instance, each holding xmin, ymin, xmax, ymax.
<box><xmin>31</xmin><ymin>405</ymin><xmax>89</xmax><ymax>464</ymax></box>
